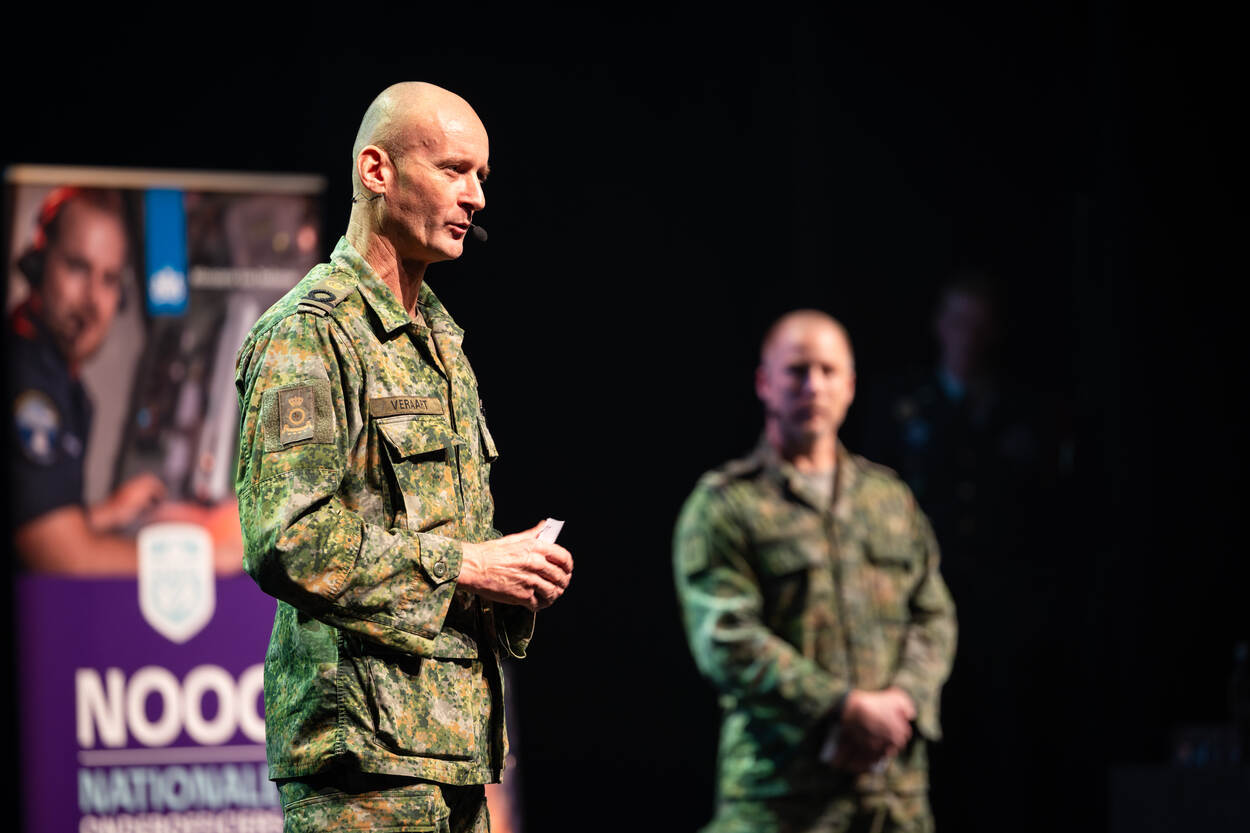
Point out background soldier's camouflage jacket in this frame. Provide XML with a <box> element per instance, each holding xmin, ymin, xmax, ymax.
<box><xmin>234</xmin><ymin>237</ymin><xmax>532</xmax><ymax>786</ymax></box>
<box><xmin>673</xmin><ymin>440</ymin><xmax>957</xmax><ymax>811</ymax></box>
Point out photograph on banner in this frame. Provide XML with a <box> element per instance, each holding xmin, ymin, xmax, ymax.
<box><xmin>5</xmin><ymin>171</ymin><xmax>323</xmax><ymax>578</ymax></box>
<box><xmin>4</xmin><ymin>166</ymin><xmax>325</xmax><ymax>833</ymax></box>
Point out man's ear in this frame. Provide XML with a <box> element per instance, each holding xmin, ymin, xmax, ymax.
<box><xmin>356</xmin><ymin>145</ymin><xmax>391</xmax><ymax>197</ymax></box>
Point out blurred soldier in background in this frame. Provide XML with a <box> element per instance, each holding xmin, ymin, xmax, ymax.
<box><xmin>674</xmin><ymin>309</ymin><xmax>956</xmax><ymax>832</ymax></box>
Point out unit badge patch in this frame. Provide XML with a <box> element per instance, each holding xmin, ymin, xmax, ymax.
<box><xmin>14</xmin><ymin>389</ymin><xmax>61</xmax><ymax>465</ymax></box>
<box><xmin>279</xmin><ymin>385</ymin><xmax>315</xmax><ymax>445</ymax></box>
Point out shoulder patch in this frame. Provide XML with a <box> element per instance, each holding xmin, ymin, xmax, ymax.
<box><xmin>279</xmin><ymin>386</ymin><xmax>316</xmax><ymax>444</ymax></box>
<box><xmin>297</xmin><ymin>275</ymin><xmax>356</xmax><ymax>317</ymax></box>
<box><xmin>14</xmin><ymin>389</ymin><xmax>61</xmax><ymax>465</ymax></box>
<box><xmin>261</xmin><ymin>379</ymin><xmax>336</xmax><ymax>451</ymax></box>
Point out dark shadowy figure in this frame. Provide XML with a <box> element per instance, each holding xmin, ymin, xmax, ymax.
<box><xmin>860</xmin><ymin>272</ymin><xmax>1071</xmax><ymax>833</ymax></box>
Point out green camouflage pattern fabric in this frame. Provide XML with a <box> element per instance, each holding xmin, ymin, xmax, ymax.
<box><xmin>673</xmin><ymin>440</ymin><xmax>956</xmax><ymax>831</ymax></box>
<box><xmin>279</xmin><ymin>776</ymin><xmax>488</xmax><ymax>833</ymax></box>
<box><xmin>700</xmin><ymin>788</ymin><xmax>932</xmax><ymax>833</ymax></box>
<box><xmin>235</xmin><ymin>237</ymin><xmax>533</xmax><ymax>786</ymax></box>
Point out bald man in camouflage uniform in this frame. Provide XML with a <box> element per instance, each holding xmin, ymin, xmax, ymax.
<box><xmin>674</xmin><ymin>310</ymin><xmax>956</xmax><ymax>833</ymax></box>
<box><xmin>235</xmin><ymin>82</ymin><xmax>573</xmax><ymax>832</ymax></box>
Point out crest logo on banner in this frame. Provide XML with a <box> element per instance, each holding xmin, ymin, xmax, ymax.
<box><xmin>138</xmin><ymin>523</ymin><xmax>215</xmax><ymax>643</ymax></box>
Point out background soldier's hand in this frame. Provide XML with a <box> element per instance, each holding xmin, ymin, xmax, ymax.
<box><xmin>839</xmin><ymin>687</ymin><xmax>916</xmax><ymax>760</ymax></box>
<box><xmin>458</xmin><ymin>520</ymin><xmax>573</xmax><ymax>610</ymax></box>
<box><xmin>829</xmin><ymin>734</ymin><xmax>892</xmax><ymax>774</ymax></box>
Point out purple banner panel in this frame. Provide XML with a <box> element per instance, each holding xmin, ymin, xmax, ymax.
<box><xmin>18</xmin><ymin>573</ymin><xmax>283</xmax><ymax>832</ymax></box>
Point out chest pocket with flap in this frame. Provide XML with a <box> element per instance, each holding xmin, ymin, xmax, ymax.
<box><xmin>863</xmin><ymin>526</ymin><xmax>922</xmax><ymax>622</ymax></box>
<box><xmin>375</xmin><ymin>415</ymin><xmax>465</xmax><ymax>531</ymax></box>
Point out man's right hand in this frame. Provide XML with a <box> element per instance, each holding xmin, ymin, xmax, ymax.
<box><xmin>457</xmin><ymin>520</ymin><xmax>573</xmax><ymax>610</ymax></box>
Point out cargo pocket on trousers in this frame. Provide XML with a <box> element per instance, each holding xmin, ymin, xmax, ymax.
<box><xmin>281</xmin><ymin>780</ymin><xmax>447</xmax><ymax>832</ymax></box>
<box><xmin>376</xmin><ymin>415</ymin><xmax>466</xmax><ymax>531</ymax></box>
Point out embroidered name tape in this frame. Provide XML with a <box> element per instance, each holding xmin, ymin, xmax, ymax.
<box><xmin>370</xmin><ymin>396</ymin><xmax>444</xmax><ymax>417</ymax></box>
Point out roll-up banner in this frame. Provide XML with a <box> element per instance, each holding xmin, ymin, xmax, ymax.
<box><xmin>4</xmin><ymin>165</ymin><xmax>326</xmax><ymax>833</ymax></box>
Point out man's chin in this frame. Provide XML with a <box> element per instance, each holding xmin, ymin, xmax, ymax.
<box><xmin>787</xmin><ymin>420</ymin><xmax>837</xmax><ymax>445</ymax></box>
<box><xmin>439</xmin><ymin>239</ymin><xmax>466</xmax><ymax>261</ymax></box>
<box><xmin>70</xmin><ymin>337</ymin><xmax>107</xmax><ymax>365</ymax></box>
<box><xmin>424</xmin><ymin>241</ymin><xmax>463</xmax><ymax>264</ymax></box>
<box><xmin>48</xmin><ymin>331</ymin><xmax>81</xmax><ymax>363</ymax></box>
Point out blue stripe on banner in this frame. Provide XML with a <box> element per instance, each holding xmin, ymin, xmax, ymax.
<box><xmin>144</xmin><ymin>189</ymin><xmax>189</xmax><ymax>316</ymax></box>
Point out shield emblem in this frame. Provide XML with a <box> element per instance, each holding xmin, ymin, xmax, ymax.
<box><xmin>137</xmin><ymin>523</ymin><xmax>215</xmax><ymax>644</ymax></box>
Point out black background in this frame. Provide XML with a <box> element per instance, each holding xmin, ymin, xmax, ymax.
<box><xmin>2</xmin><ymin>5</ymin><xmax>1245</xmax><ymax>831</ymax></box>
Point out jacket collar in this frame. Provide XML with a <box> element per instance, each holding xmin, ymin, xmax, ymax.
<box><xmin>329</xmin><ymin>237</ymin><xmax>407</xmax><ymax>336</ymax></box>
<box><xmin>416</xmin><ymin>280</ymin><xmax>464</xmax><ymax>344</ymax></box>
<box><xmin>330</xmin><ymin>237</ymin><xmax>464</xmax><ymax>339</ymax></box>
<box><xmin>752</xmin><ymin>435</ymin><xmax>863</xmax><ymax>513</ymax></box>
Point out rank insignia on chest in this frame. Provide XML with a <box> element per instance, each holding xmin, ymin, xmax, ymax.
<box><xmin>279</xmin><ymin>386</ymin><xmax>316</xmax><ymax>445</ymax></box>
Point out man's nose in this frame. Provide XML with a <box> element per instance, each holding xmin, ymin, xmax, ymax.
<box><xmin>86</xmin><ymin>275</ymin><xmax>112</xmax><ymax>320</ymax></box>
<box><xmin>462</xmin><ymin>177</ymin><xmax>486</xmax><ymax>213</ymax></box>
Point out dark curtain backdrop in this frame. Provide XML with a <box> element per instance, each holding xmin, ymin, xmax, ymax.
<box><xmin>3</xmin><ymin>5</ymin><xmax>1244</xmax><ymax>832</ymax></box>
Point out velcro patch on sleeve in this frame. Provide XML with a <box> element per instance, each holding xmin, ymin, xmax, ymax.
<box><xmin>261</xmin><ymin>379</ymin><xmax>335</xmax><ymax>452</ymax></box>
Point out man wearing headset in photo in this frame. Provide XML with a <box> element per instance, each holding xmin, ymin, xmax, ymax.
<box><xmin>6</xmin><ymin>186</ymin><xmax>234</xmax><ymax>575</ymax></box>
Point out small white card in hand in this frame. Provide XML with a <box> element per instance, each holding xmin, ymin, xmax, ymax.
<box><xmin>537</xmin><ymin>518</ymin><xmax>564</xmax><ymax>544</ymax></box>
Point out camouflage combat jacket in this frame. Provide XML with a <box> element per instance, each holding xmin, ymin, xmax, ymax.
<box><xmin>673</xmin><ymin>440</ymin><xmax>956</xmax><ymax>801</ymax></box>
<box><xmin>234</xmin><ymin>237</ymin><xmax>533</xmax><ymax>785</ymax></box>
